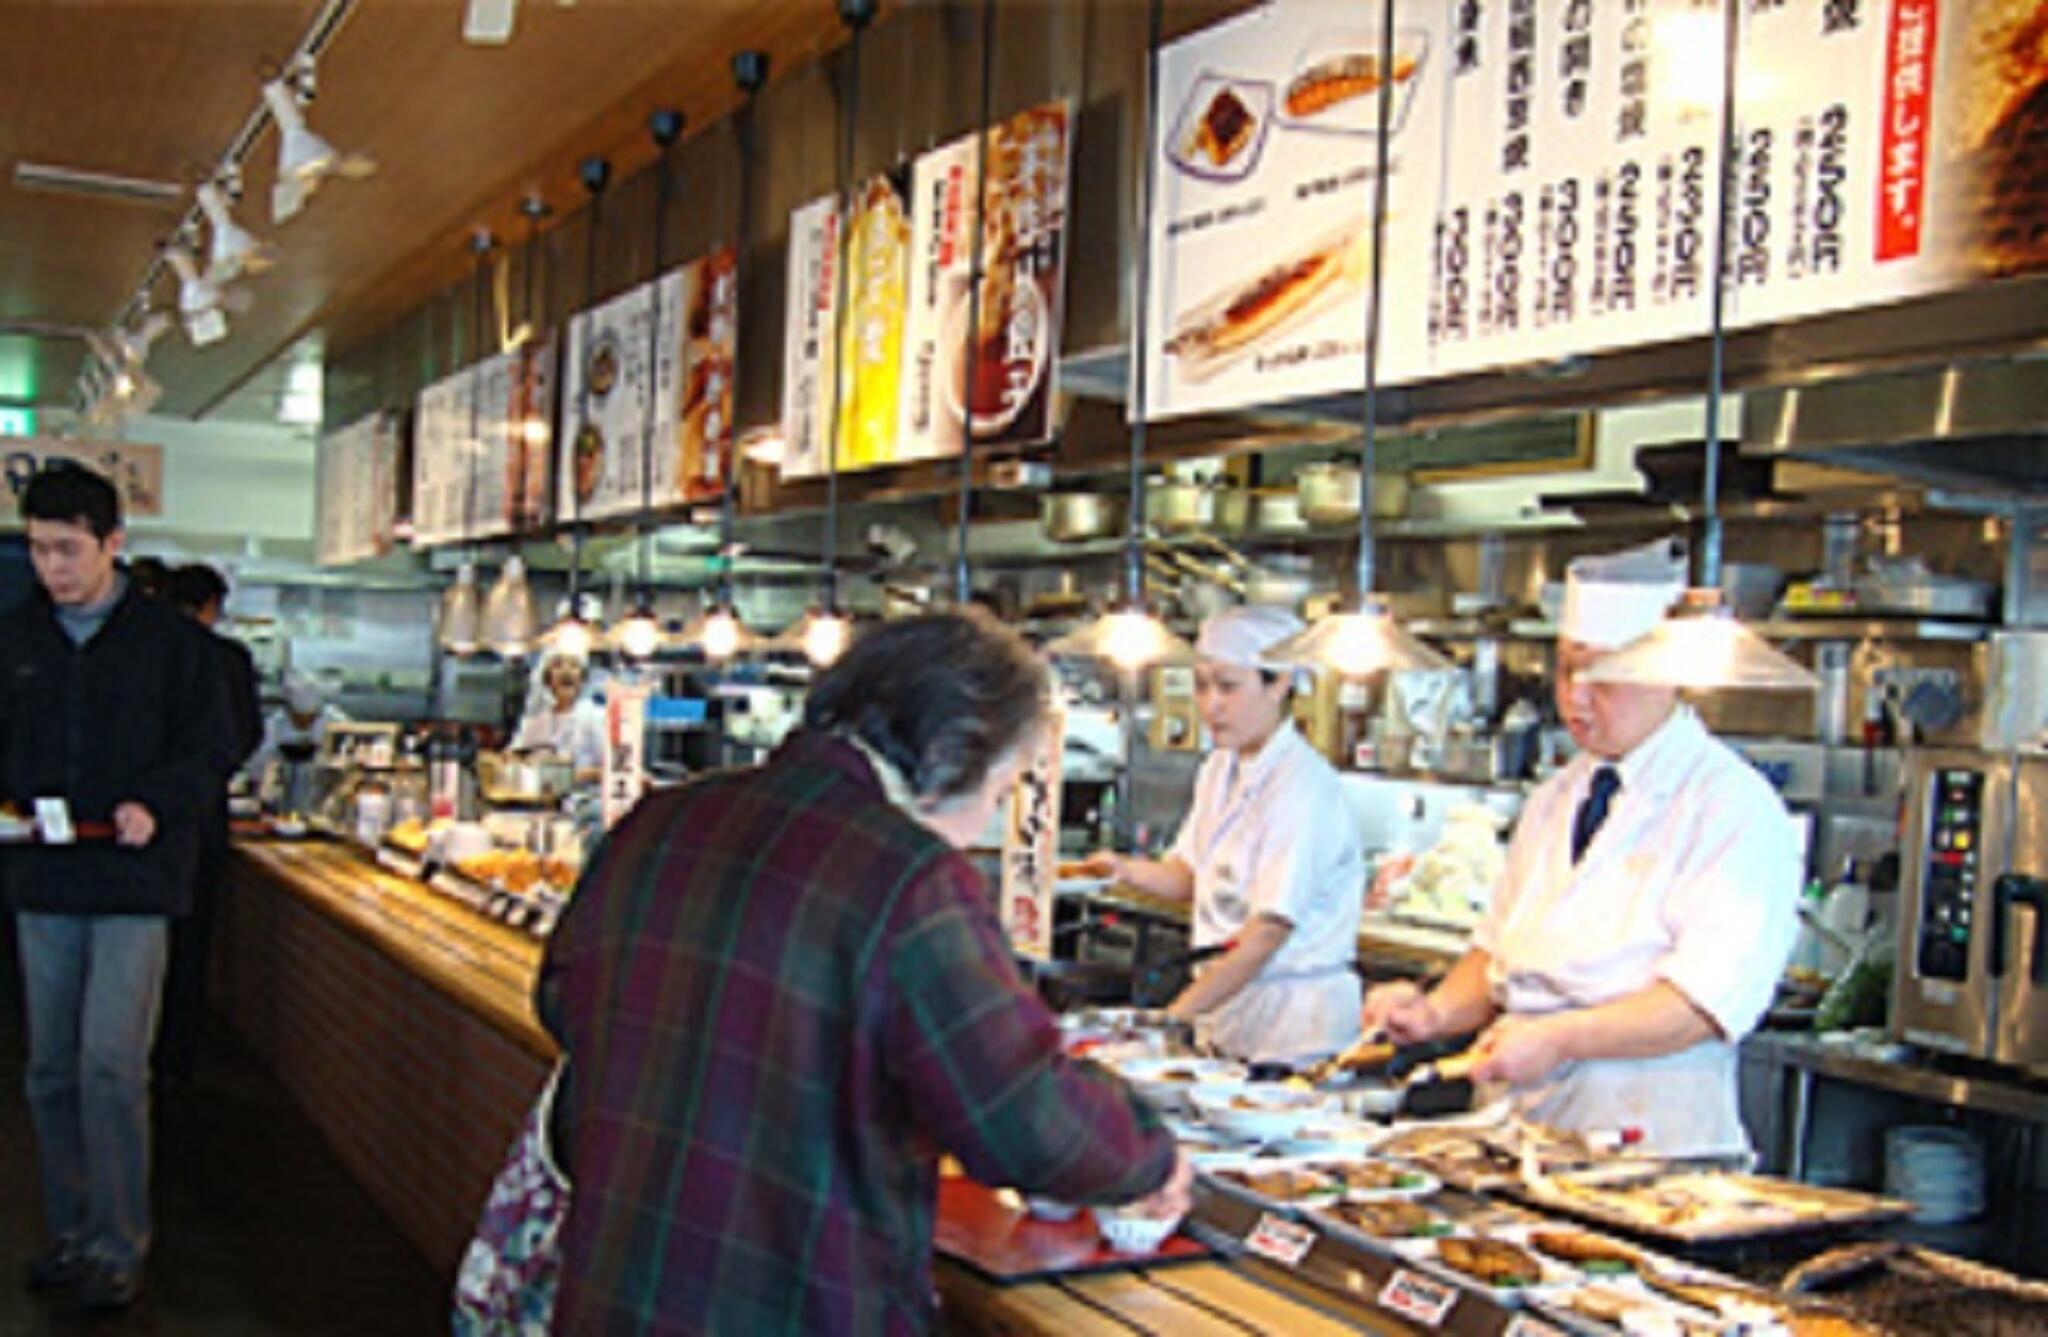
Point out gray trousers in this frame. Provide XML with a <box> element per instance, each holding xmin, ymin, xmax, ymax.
<box><xmin>16</xmin><ymin>912</ymin><xmax>169</xmax><ymax>1272</ymax></box>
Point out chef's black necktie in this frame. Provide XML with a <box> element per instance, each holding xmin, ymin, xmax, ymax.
<box><xmin>1571</xmin><ymin>765</ymin><xmax>1623</xmax><ymax>865</ymax></box>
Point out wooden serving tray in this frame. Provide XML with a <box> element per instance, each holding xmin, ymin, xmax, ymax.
<box><xmin>1510</xmin><ymin>1170</ymin><xmax>1913</xmax><ymax>1245</ymax></box>
<box><xmin>932</xmin><ymin>1178</ymin><xmax>1211</xmax><ymax>1284</ymax></box>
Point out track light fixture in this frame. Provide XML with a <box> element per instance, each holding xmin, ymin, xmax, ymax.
<box><xmin>198</xmin><ymin>180</ymin><xmax>272</xmax><ymax>282</ymax></box>
<box><xmin>163</xmin><ymin>245</ymin><xmax>228</xmax><ymax>346</ymax></box>
<box><xmin>262</xmin><ymin>63</ymin><xmax>373</xmax><ymax>224</ymax></box>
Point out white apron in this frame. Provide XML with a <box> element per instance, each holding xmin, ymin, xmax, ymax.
<box><xmin>1176</xmin><ymin>726</ymin><xmax>1365</xmax><ymax>1067</ymax></box>
<box><xmin>1475</xmin><ymin>709</ymin><xmax>1799</xmax><ymax>1159</ymax></box>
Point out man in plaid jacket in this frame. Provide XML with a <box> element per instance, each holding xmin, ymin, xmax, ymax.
<box><xmin>540</xmin><ymin>612</ymin><xmax>1188</xmax><ymax>1334</ymax></box>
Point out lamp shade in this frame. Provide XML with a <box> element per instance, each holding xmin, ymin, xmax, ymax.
<box><xmin>540</xmin><ymin>610</ymin><xmax>595</xmax><ymax>660</ymax></box>
<box><xmin>608</xmin><ymin>601</ymin><xmax>666</xmax><ymax>661</ymax></box>
<box><xmin>1266</xmin><ymin>602</ymin><xmax>1450</xmax><ymax>678</ymax></box>
<box><xmin>767</xmin><ymin>607</ymin><xmax>853</xmax><ymax>668</ymax></box>
<box><xmin>1580</xmin><ymin>594</ymin><xmax>1818</xmax><ymax>692</ymax></box>
<box><xmin>1045</xmin><ymin>606</ymin><xmax>1194</xmax><ymax>673</ymax></box>
<box><xmin>438</xmin><ymin>563</ymin><xmax>483</xmax><ymax>655</ymax></box>
<box><xmin>482</xmin><ymin>556</ymin><xmax>538</xmax><ymax>658</ymax></box>
<box><xmin>262</xmin><ymin>80</ymin><xmax>337</xmax><ymax>184</ymax></box>
<box><xmin>672</xmin><ymin>603</ymin><xmax>759</xmax><ymax>662</ymax></box>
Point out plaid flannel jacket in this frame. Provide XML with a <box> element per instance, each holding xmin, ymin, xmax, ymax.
<box><xmin>539</xmin><ymin>731</ymin><xmax>1174</xmax><ymax>1335</ymax></box>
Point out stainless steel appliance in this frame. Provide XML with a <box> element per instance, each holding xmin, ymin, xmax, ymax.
<box><xmin>1892</xmin><ymin>750</ymin><xmax>2048</xmax><ymax>1077</ymax></box>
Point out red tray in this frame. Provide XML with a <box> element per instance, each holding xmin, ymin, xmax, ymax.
<box><xmin>933</xmin><ymin>1178</ymin><xmax>1210</xmax><ymax>1284</ymax></box>
<box><xmin>0</xmin><ymin>821</ymin><xmax>116</xmax><ymax>845</ymax></box>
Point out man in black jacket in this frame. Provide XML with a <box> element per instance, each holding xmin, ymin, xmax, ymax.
<box><xmin>156</xmin><ymin>563</ymin><xmax>263</xmax><ymax>1092</ymax></box>
<box><xmin>0</xmin><ymin>465</ymin><xmax>234</xmax><ymax>1312</ymax></box>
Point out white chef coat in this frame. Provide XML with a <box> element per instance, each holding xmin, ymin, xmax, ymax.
<box><xmin>1171</xmin><ymin>722</ymin><xmax>1366</xmax><ymax>1065</ymax></box>
<box><xmin>1472</xmin><ymin>706</ymin><xmax>1798</xmax><ymax>1158</ymax></box>
<box><xmin>509</xmin><ymin>699</ymin><xmax>607</xmax><ymax>774</ymax></box>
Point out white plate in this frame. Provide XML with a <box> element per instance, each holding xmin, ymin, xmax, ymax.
<box><xmin>1273</xmin><ymin>27</ymin><xmax>1431</xmax><ymax>139</ymax></box>
<box><xmin>1113</xmin><ymin>1056</ymin><xmax>1249</xmax><ymax>1106</ymax></box>
<box><xmin>1190</xmin><ymin>1082</ymin><xmax>1333</xmax><ymax>1143</ymax></box>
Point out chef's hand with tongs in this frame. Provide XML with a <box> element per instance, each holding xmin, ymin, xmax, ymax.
<box><xmin>1465</xmin><ymin>1012</ymin><xmax>1575</xmax><ymax>1087</ymax></box>
<box><xmin>1360</xmin><ymin>979</ymin><xmax>1446</xmax><ymax>1046</ymax></box>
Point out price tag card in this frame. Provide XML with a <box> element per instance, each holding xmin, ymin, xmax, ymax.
<box><xmin>1376</xmin><ymin>1268</ymin><xmax>1459</xmax><ymax>1328</ymax></box>
<box><xmin>1244</xmin><ymin>1213</ymin><xmax>1315</xmax><ymax>1268</ymax></box>
<box><xmin>34</xmin><ymin>798</ymin><xmax>74</xmax><ymax>845</ymax></box>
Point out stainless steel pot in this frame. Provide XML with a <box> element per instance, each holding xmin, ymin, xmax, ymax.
<box><xmin>1297</xmin><ymin>463</ymin><xmax>1412</xmax><ymax>524</ymax></box>
<box><xmin>1041</xmin><ymin>491</ymin><xmax>1126</xmax><ymax>543</ymax></box>
<box><xmin>1243</xmin><ymin>562</ymin><xmax>1317</xmax><ymax>608</ymax></box>
<box><xmin>1146</xmin><ymin>480</ymin><xmax>1216</xmax><ymax>534</ymax></box>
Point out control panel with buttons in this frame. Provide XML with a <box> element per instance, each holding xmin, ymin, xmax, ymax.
<box><xmin>1917</xmin><ymin>769</ymin><xmax>1985</xmax><ymax>982</ymax></box>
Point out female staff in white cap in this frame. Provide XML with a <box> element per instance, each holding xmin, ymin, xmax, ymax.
<box><xmin>250</xmin><ymin>673</ymin><xmax>348</xmax><ymax>781</ymax></box>
<box><xmin>509</xmin><ymin>649</ymin><xmax>606</xmax><ymax>782</ymax></box>
<box><xmin>1084</xmin><ymin>605</ymin><xmax>1366</xmax><ymax>1066</ymax></box>
<box><xmin>1363</xmin><ymin>540</ymin><xmax>1799</xmax><ymax>1157</ymax></box>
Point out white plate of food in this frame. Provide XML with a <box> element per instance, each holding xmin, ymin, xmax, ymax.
<box><xmin>1190</xmin><ymin>1081</ymin><xmax>1333</xmax><ymax>1143</ymax></box>
<box><xmin>1166</xmin><ymin>72</ymin><xmax>1274</xmax><ymax>183</ymax></box>
<box><xmin>1112</xmin><ymin>1056</ymin><xmax>1248</xmax><ymax>1106</ymax></box>
<box><xmin>1274</xmin><ymin>28</ymin><xmax>1430</xmax><ymax>138</ymax></box>
<box><xmin>1197</xmin><ymin>1158</ymin><xmax>1344</xmax><ymax>1213</ymax></box>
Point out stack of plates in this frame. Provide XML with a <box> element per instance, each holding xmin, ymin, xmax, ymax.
<box><xmin>1884</xmin><ymin>1125</ymin><xmax>1985</xmax><ymax>1225</ymax></box>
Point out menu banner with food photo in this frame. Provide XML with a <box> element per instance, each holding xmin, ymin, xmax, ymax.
<box><xmin>558</xmin><ymin>270</ymin><xmax>686</xmax><ymax>522</ymax></box>
<box><xmin>676</xmin><ymin>247</ymin><xmax>738</xmax><ymax>501</ymax></box>
<box><xmin>2</xmin><ymin>437</ymin><xmax>163</xmax><ymax>523</ymax></box>
<box><xmin>1139</xmin><ymin>0</ymin><xmax>1446</xmax><ymax>420</ymax></box>
<box><xmin>504</xmin><ymin>337</ymin><xmax>557</xmax><ymax>533</ymax></box>
<box><xmin>410</xmin><ymin>367</ymin><xmax>476</xmax><ymax>547</ymax></box>
<box><xmin>779</xmin><ymin>171</ymin><xmax>912</xmax><ymax>478</ymax></box>
<box><xmin>900</xmin><ymin>99</ymin><xmax>1073</xmax><ymax>460</ymax></box>
<box><xmin>999</xmin><ymin>708</ymin><xmax>1065</xmax><ymax>962</ymax></box>
<box><xmin>780</xmin><ymin>194</ymin><xmax>839</xmax><ymax>479</ymax></box>
<box><xmin>1143</xmin><ymin>0</ymin><xmax>2048</xmax><ymax>420</ymax></box>
<box><xmin>315</xmin><ymin>410</ymin><xmax>400</xmax><ymax>567</ymax></box>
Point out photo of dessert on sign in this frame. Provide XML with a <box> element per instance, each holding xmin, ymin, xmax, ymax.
<box><xmin>1166</xmin><ymin>73</ymin><xmax>1274</xmax><ymax>182</ymax></box>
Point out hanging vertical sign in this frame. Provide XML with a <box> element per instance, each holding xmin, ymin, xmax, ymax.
<box><xmin>558</xmin><ymin>272</ymin><xmax>684</xmax><ymax>523</ymax></box>
<box><xmin>410</xmin><ymin>368</ymin><xmax>474</xmax><ymax>547</ymax></box>
<box><xmin>676</xmin><ymin>246</ymin><xmax>739</xmax><ymax>502</ymax></box>
<box><xmin>999</xmin><ymin>709</ymin><xmax>1066</xmax><ymax>962</ymax></box>
<box><xmin>316</xmin><ymin>410</ymin><xmax>400</xmax><ymax>567</ymax></box>
<box><xmin>780</xmin><ymin>195</ymin><xmax>840</xmax><ymax>479</ymax></box>
<box><xmin>900</xmin><ymin>99</ymin><xmax>1074</xmax><ymax>460</ymax></box>
<box><xmin>601</xmin><ymin>679</ymin><xmax>653</xmax><ymax>829</ymax></box>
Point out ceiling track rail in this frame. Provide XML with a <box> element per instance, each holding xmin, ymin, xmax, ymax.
<box><xmin>112</xmin><ymin>0</ymin><xmax>360</xmax><ymax>332</ymax></box>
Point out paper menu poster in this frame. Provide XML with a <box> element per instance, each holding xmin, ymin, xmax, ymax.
<box><xmin>900</xmin><ymin>99</ymin><xmax>1073</xmax><ymax>460</ymax></box>
<box><xmin>558</xmin><ymin>270</ymin><xmax>685</xmax><ymax>522</ymax></box>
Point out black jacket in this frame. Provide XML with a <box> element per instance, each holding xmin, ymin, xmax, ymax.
<box><xmin>0</xmin><ymin>583</ymin><xmax>236</xmax><ymax>916</ymax></box>
<box><xmin>200</xmin><ymin>630</ymin><xmax>264</xmax><ymax>851</ymax></box>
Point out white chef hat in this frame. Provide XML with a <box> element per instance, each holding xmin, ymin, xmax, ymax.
<box><xmin>283</xmin><ymin>674</ymin><xmax>325</xmax><ymax>716</ymax></box>
<box><xmin>1195</xmin><ymin>604</ymin><xmax>1305</xmax><ymax>672</ymax></box>
<box><xmin>1559</xmin><ymin>537</ymin><xmax>1687</xmax><ymax>650</ymax></box>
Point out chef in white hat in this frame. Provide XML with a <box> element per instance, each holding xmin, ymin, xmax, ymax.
<box><xmin>250</xmin><ymin>673</ymin><xmax>349</xmax><ymax>781</ymax></box>
<box><xmin>510</xmin><ymin>647</ymin><xmax>607</xmax><ymax>780</ymax></box>
<box><xmin>1363</xmin><ymin>539</ymin><xmax>1799</xmax><ymax>1156</ymax></box>
<box><xmin>1085</xmin><ymin>604</ymin><xmax>1366</xmax><ymax>1065</ymax></box>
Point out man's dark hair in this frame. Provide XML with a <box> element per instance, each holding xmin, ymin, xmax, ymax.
<box><xmin>129</xmin><ymin>556</ymin><xmax>170</xmax><ymax>600</ymax></box>
<box><xmin>21</xmin><ymin>463</ymin><xmax>121</xmax><ymax>539</ymax></box>
<box><xmin>168</xmin><ymin>563</ymin><xmax>230</xmax><ymax>615</ymax></box>
<box><xmin>803</xmin><ymin>609</ymin><xmax>1046</xmax><ymax>804</ymax></box>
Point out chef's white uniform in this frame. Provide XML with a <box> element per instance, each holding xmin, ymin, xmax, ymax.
<box><xmin>1172</xmin><ymin>722</ymin><xmax>1365</xmax><ymax>1065</ymax></box>
<box><xmin>510</xmin><ymin>699</ymin><xmax>606</xmax><ymax>773</ymax></box>
<box><xmin>1472</xmin><ymin>705</ymin><xmax>1798</xmax><ymax>1157</ymax></box>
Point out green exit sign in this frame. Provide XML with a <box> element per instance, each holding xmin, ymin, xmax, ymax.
<box><xmin>0</xmin><ymin>407</ymin><xmax>36</xmax><ymax>437</ymax></box>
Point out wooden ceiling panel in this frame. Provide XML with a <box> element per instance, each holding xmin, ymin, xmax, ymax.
<box><xmin>0</xmin><ymin>0</ymin><xmax>850</xmax><ymax>415</ymax></box>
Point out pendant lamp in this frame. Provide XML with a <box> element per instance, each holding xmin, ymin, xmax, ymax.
<box><xmin>1266</xmin><ymin>0</ymin><xmax>1445</xmax><ymax>680</ymax></box>
<box><xmin>1582</xmin><ymin>4</ymin><xmax>1814</xmax><ymax>694</ymax></box>
<box><xmin>482</xmin><ymin>555</ymin><xmax>539</xmax><ymax>658</ymax></box>
<box><xmin>439</xmin><ymin>230</ymin><xmax>494</xmax><ymax>657</ymax></box>
<box><xmin>771</xmin><ymin>7</ymin><xmax>873</xmax><ymax>666</ymax></box>
<box><xmin>540</xmin><ymin>157</ymin><xmax>611</xmax><ymax>658</ymax></box>
<box><xmin>1046</xmin><ymin>0</ymin><xmax>1192</xmax><ymax>672</ymax></box>
<box><xmin>607</xmin><ymin>109</ymin><xmax>686</xmax><ymax>662</ymax></box>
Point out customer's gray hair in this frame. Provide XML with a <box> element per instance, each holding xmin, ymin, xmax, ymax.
<box><xmin>804</xmin><ymin>609</ymin><xmax>1048</xmax><ymax>803</ymax></box>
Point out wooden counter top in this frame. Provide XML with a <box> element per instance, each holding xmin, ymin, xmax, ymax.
<box><xmin>231</xmin><ymin>838</ymin><xmax>553</xmax><ymax>1058</ymax></box>
<box><xmin>936</xmin><ymin>1257</ymin><xmax>1397</xmax><ymax>1334</ymax></box>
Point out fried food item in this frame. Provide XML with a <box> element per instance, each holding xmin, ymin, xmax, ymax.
<box><xmin>1327</xmin><ymin>1199</ymin><xmax>1441</xmax><ymax>1238</ymax></box>
<box><xmin>1219</xmin><ymin>1168</ymin><xmax>1329</xmax><ymax>1201</ymax></box>
<box><xmin>1284</xmin><ymin>53</ymin><xmax>1421</xmax><ymax>119</ymax></box>
<box><xmin>1192</xmin><ymin>87</ymin><xmax>1255</xmax><ymax>166</ymax></box>
<box><xmin>1326</xmin><ymin>1161</ymin><xmax>1426</xmax><ymax>1193</ymax></box>
<box><xmin>1529</xmin><ymin>1229</ymin><xmax>1645</xmax><ymax>1272</ymax></box>
<box><xmin>1437</xmin><ymin>1236</ymin><xmax>1543</xmax><ymax>1288</ymax></box>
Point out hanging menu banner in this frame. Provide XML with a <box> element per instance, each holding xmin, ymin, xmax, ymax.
<box><xmin>410</xmin><ymin>368</ymin><xmax>473</xmax><ymax>547</ymax></box>
<box><xmin>315</xmin><ymin>410</ymin><xmax>400</xmax><ymax>567</ymax></box>
<box><xmin>781</xmin><ymin>100</ymin><xmax>1076</xmax><ymax>477</ymax></box>
<box><xmin>559</xmin><ymin>271</ymin><xmax>684</xmax><ymax>523</ymax></box>
<box><xmin>559</xmin><ymin>250</ymin><xmax>736</xmax><ymax>521</ymax></box>
<box><xmin>409</xmin><ymin>340</ymin><xmax>555</xmax><ymax>548</ymax></box>
<box><xmin>1140</xmin><ymin>0</ymin><xmax>2048</xmax><ymax>422</ymax></box>
<box><xmin>901</xmin><ymin>99</ymin><xmax>1074</xmax><ymax>461</ymax></box>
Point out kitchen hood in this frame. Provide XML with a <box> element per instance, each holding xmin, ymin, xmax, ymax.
<box><xmin>1742</xmin><ymin>356</ymin><xmax>2048</xmax><ymax>501</ymax></box>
